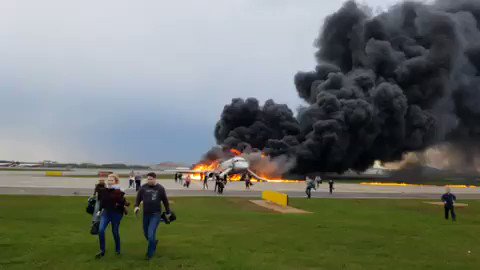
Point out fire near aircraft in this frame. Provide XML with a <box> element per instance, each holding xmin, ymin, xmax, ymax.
<box><xmin>163</xmin><ymin>156</ymin><xmax>270</xmax><ymax>181</ymax></box>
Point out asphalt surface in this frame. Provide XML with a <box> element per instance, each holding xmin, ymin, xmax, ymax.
<box><xmin>2</xmin><ymin>186</ymin><xmax>480</xmax><ymax>199</ymax></box>
<box><xmin>0</xmin><ymin>173</ymin><xmax>479</xmax><ymax>199</ymax></box>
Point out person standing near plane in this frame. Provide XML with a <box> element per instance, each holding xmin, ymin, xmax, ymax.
<box><xmin>441</xmin><ymin>187</ymin><xmax>456</xmax><ymax>221</ymax></box>
<box><xmin>244</xmin><ymin>174</ymin><xmax>252</xmax><ymax>190</ymax></box>
<box><xmin>134</xmin><ymin>172</ymin><xmax>171</xmax><ymax>260</ymax></box>
<box><xmin>203</xmin><ymin>173</ymin><xmax>209</xmax><ymax>190</ymax></box>
<box><xmin>96</xmin><ymin>174</ymin><xmax>128</xmax><ymax>258</ymax></box>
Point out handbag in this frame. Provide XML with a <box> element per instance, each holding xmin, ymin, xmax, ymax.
<box><xmin>86</xmin><ymin>197</ymin><xmax>96</xmax><ymax>215</ymax></box>
<box><xmin>90</xmin><ymin>220</ymin><xmax>100</xmax><ymax>235</ymax></box>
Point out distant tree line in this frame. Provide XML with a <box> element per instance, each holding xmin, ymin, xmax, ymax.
<box><xmin>42</xmin><ymin>162</ymin><xmax>150</xmax><ymax>169</ymax></box>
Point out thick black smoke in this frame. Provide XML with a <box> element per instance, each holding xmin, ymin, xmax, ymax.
<box><xmin>214</xmin><ymin>98</ymin><xmax>300</xmax><ymax>151</ymax></box>
<box><xmin>213</xmin><ymin>0</ymin><xmax>480</xmax><ymax>174</ymax></box>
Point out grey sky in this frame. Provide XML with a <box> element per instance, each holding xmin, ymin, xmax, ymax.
<box><xmin>0</xmin><ymin>0</ymin><xmax>399</xmax><ymax>164</ymax></box>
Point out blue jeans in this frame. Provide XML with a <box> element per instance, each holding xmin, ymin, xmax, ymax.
<box><xmin>99</xmin><ymin>210</ymin><xmax>123</xmax><ymax>253</ymax></box>
<box><xmin>143</xmin><ymin>213</ymin><xmax>162</xmax><ymax>257</ymax></box>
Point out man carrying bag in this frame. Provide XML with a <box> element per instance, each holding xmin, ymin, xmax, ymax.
<box><xmin>134</xmin><ymin>172</ymin><xmax>174</xmax><ymax>260</ymax></box>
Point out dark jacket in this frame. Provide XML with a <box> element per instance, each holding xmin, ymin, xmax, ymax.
<box><xmin>441</xmin><ymin>193</ymin><xmax>456</xmax><ymax>207</ymax></box>
<box><xmin>99</xmin><ymin>188</ymin><xmax>127</xmax><ymax>214</ymax></box>
<box><xmin>94</xmin><ymin>183</ymin><xmax>106</xmax><ymax>201</ymax></box>
<box><xmin>135</xmin><ymin>183</ymin><xmax>170</xmax><ymax>215</ymax></box>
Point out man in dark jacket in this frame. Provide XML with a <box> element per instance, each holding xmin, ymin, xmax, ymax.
<box><xmin>441</xmin><ymin>187</ymin><xmax>457</xmax><ymax>221</ymax></box>
<box><xmin>134</xmin><ymin>172</ymin><xmax>171</xmax><ymax>260</ymax></box>
<box><xmin>328</xmin><ymin>180</ymin><xmax>335</xmax><ymax>194</ymax></box>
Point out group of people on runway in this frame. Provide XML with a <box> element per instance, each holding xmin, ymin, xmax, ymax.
<box><xmin>174</xmin><ymin>172</ymin><xmax>191</xmax><ymax>188</ymax></box>
<box><xmin>89</xmin><ymin>172</ymin><xmax>173</xmax><ymax>260</ymax></box>
<box><xmin>305</xmin><ymin>176</ymin><xmax>335</xmax><ymax>199</ymax></box>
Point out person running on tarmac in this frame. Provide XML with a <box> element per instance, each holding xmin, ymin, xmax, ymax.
<box><xmin>441</xmin><ymin>187</ymin><xmax>456</xmax><ymax>221</ymax></box>
<box><xmin>95</xmin><ymin>174</ymin><xmax>128</xmax><ymax>258</ymax></box>
<box><xmin>214</xmin><ymin>174</ymin><xmax>219</xmax><ymax>192</ymax></box>
<box><xmin>184</xmin><ymin>174</ymin><xmax>191</xmax><ymax>188</ymax></box>
<box><xmin>245</xmin><ymin>174</ymin><xmax>252</xmax><ymax>190</ymax></box>
<box><xmin>328</xmin><ymin>179</ymin><xmax>335</xmax><ymax>194</ymax></box>
<box><xmin>135</xmin><ymin>173</ymin><xmax>142</xmax><ymax>191</ymax></box>
<box><xmin>134</xmin><ymin>172</ymin><xmax>171</xmax><ymax>260</ymax></box>
<box><xmin>315</xmin><ymin>176</ymin><xmax>322</xmax><ymax>189</ymax></box>
<box><xmin>217</xmin><ymin>174</ymin><xmax>225</xmax><ymax>194</ymax></box>
<box><xmin>178</xmin><ymin>173</ymin><xmax>183</xmax><ymax>186</ymax></box>
<box><xmin>223</xmin><ymin>174</ymin><xmax>228</xmax><ymax>184</ymax></box>
<box><xmin>203</xmin><ymin>172</ymin><xmax>209</xmax><ymax>190</ymax></box>
<box><xmin>305</xmin><ymin>176</ymin><xmax>316</xmax><ymax>199</ymax></box>
<box><xmin>129</xmin><ymin>170</ymin><xmax>135</xmax><ymax>189</ymax></box>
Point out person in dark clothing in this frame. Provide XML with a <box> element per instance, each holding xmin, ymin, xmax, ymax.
<box><xmin>215</xmin><ymin>174</ymin><xmax>224</xmax><ymax>194</ymax></box>
<box><xmin>174</xmin><ymin>173</ymin><xmax>178</xmax><ymax>183</ymax></box>
<box><xmin>129</xmin><ymin>170</ymin><xmax>135</xmax><ymax>189</ymax></box>
<box><xmin>203</xmin><ymin>173</ymin><xmax>209</xmax><ymax>190</ymax></box>
<box><xmin>441</xmin><ymin>187</ymin><xmax>456</xmax><ymax>221</ymax></box>
<box><xmin>135</xmin><ymin>174</ymin><xmax>142</xmax><ymax>191</ymax></box>
<box><xmin>328</xmin><ymin>180</ymin><xmax>334</xmax><ymax>194</ymax></box>
<box><xmin>92</xmin><ymin>179</ymin><xmax>106</xmax><ymax>224</ymax></box>
<box><xmin>214</xmin><ymin>175</ymin><xmax>219</xmax><ymax>192</ymax></box>
<box><xmin>305</xmin><ymin>176</ymin><xmax>315</xmax><ymax>199</ymax></box>
<box><xmin>245</xmin><ymin>174</ymin><xmax>252</xmax><ymax>190</ymax></box>
<box><xmin>96</xmin><ymin>174</ymin><xmax>127</xmax><ymax>258</ymax></box>
<box><xmin>315</xmin><ymin>176</ymin><xmax>322</xmax><ymax>189</ymax></box>
<box><xmin>134</xmin><ymin>172</ymin><xmax>171</xmax><ymax>260</ymax></box>
<box><xmin>178</xmin><ymin>173</ymin><xmax>183</xmax><ymax>185</ymax></box>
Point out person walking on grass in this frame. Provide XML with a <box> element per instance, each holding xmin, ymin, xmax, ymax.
<box><xmin>441</xmin><ymin>187</ymin><xmax>456</xmax><ymax>221</ymax></box>
<box><xmin>96</xmin><ymin>174</ymin><xmax>128</xmax><ymax>258</ymax></box>
<box><xmin>91</xmin><ymin>178</ymin><xmax>106</xmax><ymax>227</ymax></box>
<box><xmin>134</xmin><ymin>172</ymin><xmax>171</xmax><ymax>260</ymax></box>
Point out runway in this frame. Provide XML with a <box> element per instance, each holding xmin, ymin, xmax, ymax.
<box><xmin>0</xmin><ymin>174</ymin><xmax>479</xmax><ymax>199</ymax></box>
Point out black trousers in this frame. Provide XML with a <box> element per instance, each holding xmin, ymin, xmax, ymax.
<box><xmin>306</xmin><ymin>187</ymin><xmax>312</xmax><ymax>198</ymax></box>
<box><xmin>445</xmin><ymin>206</ymin><xmax>456</xmax><ymax>221</ymax></box>
<box><xmin>135</xmin><ymin>180</ymin><xmax>141</xmax><ymax>191</ymax></box>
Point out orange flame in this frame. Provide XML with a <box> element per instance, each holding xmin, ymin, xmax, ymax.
<box><xmin>189</xmin><ymin>160</ymin><xmax>220</xmax><ymax>180</ymax></box>
<box><xmin>230</xmin><ymin>149</ymin><xmax>242</xmax><ymax>156</ymax></box>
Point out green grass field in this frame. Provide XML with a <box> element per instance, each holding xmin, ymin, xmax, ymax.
<box><xmin>0</xmin><ymin>196</ymin><xmax>478</xmax><ymax>270</ymax></box>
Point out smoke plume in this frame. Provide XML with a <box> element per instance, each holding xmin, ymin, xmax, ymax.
<box><xmin>213</xmin><ymin>0</ymin><xmax>480</xmax><ymax>174</ymax></box>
